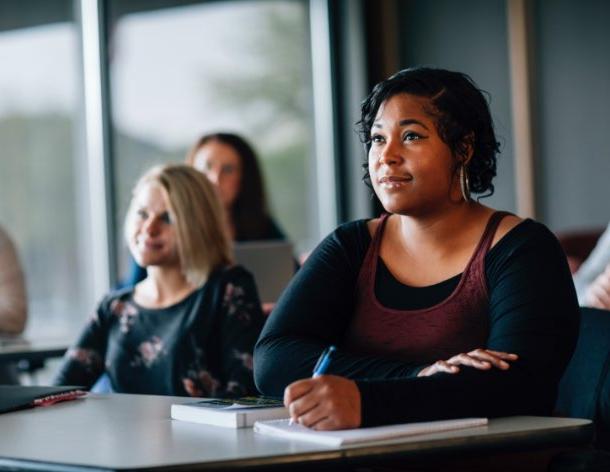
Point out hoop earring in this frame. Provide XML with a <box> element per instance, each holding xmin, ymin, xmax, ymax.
<box><xmin>460</xmin><ymin>165</ymin><xmax>471</xmax><ymax>202</ymax></box>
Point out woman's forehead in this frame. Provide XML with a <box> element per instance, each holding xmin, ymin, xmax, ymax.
<box><xmin>134</xmin><ymin>182</ymin><xmax>169</xmax><ymax>208</ymax></box>
<box><xmin>374</xmin><ymin>93</ymin><xmax>435</xmax><ymax>124</ymax></box>
<box><xmin>195</xmin><ymin>141</ymin><xmax>240</xmax><ymax>163</ymax></box>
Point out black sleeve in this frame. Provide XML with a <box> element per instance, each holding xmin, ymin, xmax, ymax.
<box><xmin>53</xmin><ymin>300</ymin><xmax>109</xmax><ymax>388</ymax></box>
<box><xmin>356</xmin><ymin>222</ymin><xmax>580</xmax><ymax>426</ymax></box>
<box><xmin>254</xmin><ymin>221</ymin><xmax>425</xmax><ymax>396</ymax></box>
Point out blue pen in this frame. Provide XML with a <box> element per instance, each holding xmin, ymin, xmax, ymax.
<box><xmin>289</xmin><ymin>346</ymin><xmax>338</xmax><ymax>425</ymax></box>
<box><xmin>312</xmin><ymin>346</ymin><xmax>336</xmax><ymax>377</ymax></box>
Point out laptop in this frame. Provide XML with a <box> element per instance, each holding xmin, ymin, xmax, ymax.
<box><xmin>233</xmin><ymin>240</ymin><xmax>295</xmax><ymax>302</ymax></box>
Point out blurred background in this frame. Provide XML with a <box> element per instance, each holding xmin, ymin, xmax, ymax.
<box><xmin>0</xmin><ymin>0</ymin><xmax>608</xmax><ymax>342</ymax></box>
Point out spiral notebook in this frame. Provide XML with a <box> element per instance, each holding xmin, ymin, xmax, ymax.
<box><xmin>253</xmin><ymin>417</ymin><xmax>488</xmax><ymax>447</ymax></box>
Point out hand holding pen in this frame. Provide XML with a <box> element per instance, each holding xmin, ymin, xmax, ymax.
<box><xmin>288</xmin><ymin>346</ymin><xmax>336</xmax><ymax>424</ymax></box>
<box><xmin>283</xmin><ymin>345</ymin><xmax>362</xmax><ymax>430</ymax></box>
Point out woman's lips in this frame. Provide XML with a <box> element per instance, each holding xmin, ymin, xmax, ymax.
<box><xmin>378</xmin><ymin>175</ymin><xmax>412</xmax><ymax>188</ymax></box>
<box><xmin>140</xmin><ymin>240</ymin><xmax>164</xmax><ymax>250</ymax></box>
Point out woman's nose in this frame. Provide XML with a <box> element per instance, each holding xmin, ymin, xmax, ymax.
<box><xmin>378</xmin><ymin>139</ymin><xmax>402</xmax><ymax>166</ymax></box>
<box><xmin>205</xmin><ymin>169</ymin><xmax>221</xmax><ymax>186</ymax></box>
<box><xmin>143</xmin><ymin>218</ymin><xmax>160</xmax><ymax>235</ymax></box>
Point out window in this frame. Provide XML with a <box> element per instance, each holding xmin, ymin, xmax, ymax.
<box><xmin>108</xmin><ymin>0</ymin><xmax>318</xmax><ymax>278</ymax></box>
<box><xmin>0</xmin><ymin>4</ymin><xmax>92</xmax><ymax>338</ymax></box>
<box><xmin>0</xmin><ymin>0</ymin><xmax>341</xmax><ymax>341</ymax></box>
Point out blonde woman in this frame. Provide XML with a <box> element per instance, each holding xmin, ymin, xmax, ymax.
<box><xmin>55</xmin><ymin>165</ymin><xmax>264</xmax><ymax>397</ymax></box>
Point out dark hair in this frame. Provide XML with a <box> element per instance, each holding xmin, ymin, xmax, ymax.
<box><xmin>358</xmin><ymin>66</ymin><xmax>500</xmax><ymax>196</ymax></box>
<box><xmin>186</xmin><ymin>132</ymin><xmax>273</xmax><ymax>240</ymax></box>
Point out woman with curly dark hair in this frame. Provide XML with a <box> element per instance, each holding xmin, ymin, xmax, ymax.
<box><xmin>254</xmin><ymin>67</ymin><xmax>579</xmax><ymax>429</ymax></box>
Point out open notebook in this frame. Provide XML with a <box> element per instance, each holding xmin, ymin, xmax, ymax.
<box><xmin>253</xmin><ymin>417</ymin><xmax>488</xmax><ymax>447</ymax></box>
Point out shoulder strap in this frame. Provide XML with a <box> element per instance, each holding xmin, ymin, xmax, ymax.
<box><xmin>479</xmin><ymin>211</ymin><xmax>513</xmax><ymax>254</ymax></box>
<box><xmin>468</xmin><ymin>211</ymin><xmax>513</xmax><ymax>269</ymax></box>
<box><xmin>369</xmin><ymin>213</ymin><xmax>391</xmax><ymax>254</ymax></box>
<box><xmin>355</xmin><ymin>213</ymin><xmax>391</xmax><ymax>291</ymax></box>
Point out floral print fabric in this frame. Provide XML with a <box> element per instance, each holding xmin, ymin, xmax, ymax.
<box><xmin>54</xmin><ymin>266</ymin><xmax>264</xmax><ymax>397</ymax></box>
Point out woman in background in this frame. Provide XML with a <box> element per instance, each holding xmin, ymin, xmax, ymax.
<box><xmin>186</xmin><ymin>132</ymin><xmax>284</xmax><ymax>242</ymax></box>
<box><xmin>573</xmin><ymin>222</ymin><xmax>610</xmax><ymax>308</ymax></box>
<box><xmin>0</xmin><ymin>225</ymin><xmax>27</xmax><ymax>384</ymax></box>
<box><xmin>125</xmin><ymin>132</ymin><xmax>284</xmax><ymax>286</ymax></box>
<box><xmin>55</xmin><ymin>165</ymin><xmax>264</xmax><ymax>397</ymax></box>
<box><xmin>0</xmin><ymin>225</ymin><xmax>27</xmax><ymax>335</ymax></box>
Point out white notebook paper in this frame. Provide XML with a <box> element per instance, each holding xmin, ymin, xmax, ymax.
<box><xmin>253</xmin><ymin>417</ymin><xmax>488</xmax><ymax>447</ymax></box>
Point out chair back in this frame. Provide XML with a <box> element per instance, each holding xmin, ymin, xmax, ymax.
<box><xmin>556</xmin><ymin>307</ymin><xmax>610</xmax><ymax>448</ymax></box>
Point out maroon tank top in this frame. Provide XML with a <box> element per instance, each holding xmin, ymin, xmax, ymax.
<box><xmin>343</xmin><ymin>211</ymin><xmax>509</xmax><ymax>365</ymax></box>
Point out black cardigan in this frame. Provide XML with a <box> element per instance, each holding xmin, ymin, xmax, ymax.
<box><xmin>55</xmin><ymin>266</ymin><xmax>264</xmax><ymax>397</ymax></box>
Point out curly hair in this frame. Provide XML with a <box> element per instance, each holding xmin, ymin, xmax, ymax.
<box><xmin>358</xmin><ymin>66</ymin><xmax>500</xmax><ymax>196</ymax></box>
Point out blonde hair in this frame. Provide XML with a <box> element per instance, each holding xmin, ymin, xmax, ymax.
<box><xmin>125</xmin><ymin>164</ymin><xmax>233</xmax><ymax>286</ymax></box>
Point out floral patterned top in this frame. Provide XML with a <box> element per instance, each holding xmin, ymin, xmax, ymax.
<box><xmin>54</xmin><ymin>266</ymin><xmax>264</xmax><ymax>397</ymax></box>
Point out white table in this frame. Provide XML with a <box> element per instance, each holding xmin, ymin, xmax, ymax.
<box><xmin>0</xmin><ymin>393</ymin><xmax>593</xmax><ymax>471</ymax></box>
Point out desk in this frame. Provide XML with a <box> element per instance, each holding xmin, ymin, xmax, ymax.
<box><xmin>0</xmin><ymin>336</ymin><xmax>69</xmax><ymax>384</ymax></box>
<box><xmin>0</xmin><ymin>336</ymin><xmax>68</xmax><ymax>364</ymax></box>
<box><xmin>0</xmin><ymin>393</ymin><xmax>593</xmax><ymax>471</ymax></box>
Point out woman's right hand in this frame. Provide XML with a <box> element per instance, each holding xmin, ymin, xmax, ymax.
<box><xmin>417</xmin><ymin>349</ymin><xmax>518</xmax><ymax>377</ymax></box>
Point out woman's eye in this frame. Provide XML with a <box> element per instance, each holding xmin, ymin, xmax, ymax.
<box><xmin>404</xmin><ymin>132</ymin><xmax>423</xmax><ymax>142</ymax></box>
<box><xmin>160</xmin><ymin>212</ymin><xmax>172</xmax><ymax>224</ymax></box>
<box><xmin>136</xmin><ymin>209</ymin><xmax>147</xmax><ymax>219</ymax></box>
<box><xmin>221</xmin><ymin>164</ymin><xmax>236</xmax><ymax>175</ymax></box>
<box><xmin>371</xmin><ymin>134</ymin><xmax>385</xmax><ymax>144</ymax></box>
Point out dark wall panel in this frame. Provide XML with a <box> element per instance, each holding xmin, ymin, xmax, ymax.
<box><xmin>533</xmin><ymin>0</ymin><xmax>610</xmax><ymax>231</ymax></box>
<box><xmin>395</xmin><ymin>0</ymin><xmax>516</xmax><ymax>213</ymax></box>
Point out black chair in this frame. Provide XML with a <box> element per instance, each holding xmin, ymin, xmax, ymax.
<box><xmin>556</xmin><ymin>307</ymin><xmax>610</xmax><ymax>447</ymax></box>
<box><xmin>551</xmin><ymin>307</ymin><xmax>610</xmax><ymax>471</ymax></box>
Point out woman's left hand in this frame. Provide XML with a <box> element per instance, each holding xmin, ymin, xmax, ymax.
<box><xmin>284</xmin><ymin>375</ymin><xmax>362</xmax><ymax>430</ymax></box>
<box><xmin>417</xmin><ymin>349</ymin><xmax>518</xmax><ymax>377</ymax></box>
